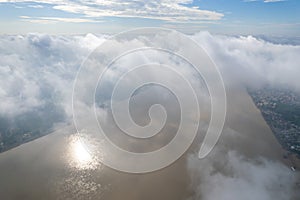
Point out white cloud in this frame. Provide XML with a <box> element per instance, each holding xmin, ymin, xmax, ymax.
<box><xmin>20</xmin><ymin>16</ymin><xmax>101</xmax><ymax>24</ymax></box>
<box><xmin>0</xmin><ymin>31</ymin><xmax>299</xmax><ymax>198</ymax></box>
<box><xmin>191</xmin><ymin>32</ymin><xmax>300</xmax><ymax>92</ymax></box>
<box><xmin>187</xmin><ymin>151</ymin><xmax>298</xmax><ymax>200</ymax></box>
<box><xmin>27</xmin><ymin>4</ymin><xmax>44</xmax><ymax>8</ymax></box>
<box><xmin>0</xmin><ymin>31</ymin><xmax>299</xmax><ymax>125</ymax></box>
<box><xmin>0</xmin><ymin>31</ymin><xmax>299</xmax><ymax>123</ymax></box>
<box><xmin>244</xmin><ymin>0</ymin><xmax>286</xmax><ymax>2</ymax></box>
<box><xmin>264</xmin><ymin>0</ymin><xmax>286</xmax><ymax>2</ymax></box>
<box><xmin>0</xmin><ymin>33</ymin><xmax>105</xmax><ymax>117</ymax></box>
<box><xmin>0</xmin><ymin>0</ymin><xmax>224</xmax><ymax>22</ymax></box>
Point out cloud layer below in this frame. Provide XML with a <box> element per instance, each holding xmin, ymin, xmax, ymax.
<box><xmin>188</xmin><ymin>150</ymin><xmax>297</xmax><ymax>200</ymax></box>
<box><xmin>0</xmin><ymin>31</ymin><xmax>299</xmax><ymax>199</ymax></box>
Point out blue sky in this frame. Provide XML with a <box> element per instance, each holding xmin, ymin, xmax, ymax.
<box><xmin>0</xmin><ymin>0</ymin><xmax>299</xmax><ymax>36</ymax></box>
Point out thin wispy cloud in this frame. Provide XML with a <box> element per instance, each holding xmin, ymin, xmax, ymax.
<box><xmin>27</xmin><ymin>4</ymin><xmax>44</xmax><ymax>8</ymax></box>
<box><xmin>264</xmin><ymin>0</ymin><xmax>286</xmax><ymax>2</ymax></box>
<box><xmin>0</xmin><ymin>0</ymin><xmax>224</xmax><ymax>22</ymax></box>
<box><xmin>19</xmin><ymin>16</ymin><xmax>101</xmax><ymax>24</ymax></box>
<box><xmin>0</xmin><ymin>0</ymin><xmax>298</xmax><ymax>35</ymax></box>
<box><xmin>244</xmin><ymin>0</ymin><xmax>286</xmax><ymax>2</ymax></box>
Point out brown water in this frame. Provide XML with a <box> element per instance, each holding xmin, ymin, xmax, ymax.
<box><xmin>0</xmin><ymin>87</ymin><xmax>296</xmax><ymax>200</ymax></box>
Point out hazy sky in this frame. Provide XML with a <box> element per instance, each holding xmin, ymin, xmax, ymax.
<box><xmin>0</xmin><ymin>0</ymin><xmax>299</xmax><ymax>35</ymax></box>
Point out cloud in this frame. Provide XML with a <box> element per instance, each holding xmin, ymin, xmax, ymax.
<box><xmin>20</xmin><ymin>16</ymin><xmax>101</xmax><ymax>24</ymax></box>
<box><xmin>0</xmin><ymin>31</ymin><xmax>299</xmax><ymax>138</ymax></box>
<box><xmin>244</xmin><ymin>0</ymin><xmax>286</xmax><ymax>2</ymax></box>
<box><xmin>191</xmin><ymin>32</ymin><xmax>300</xmax><ymax>92</ymax></box>
<box><xmin>0</xmin><ymin>31</ymin><xmax>299</xmax><ymax>197</ymax></box>
<box><xmin>0</xmin><ymin>33</ymin><xmax>105</xmax><ymax>118</ymax></box>
<box><xmin>187</xmin><ymin>151</ymin><xmax>298</xmax><ymax>200</ymax></box>
<box><xmin>0</xmin><ymin>31</ymin><xmax>299</xmax><ymax>135</ymax></box>
<box><xmin>264</xmin><ymin>0</ymin><xmax>286</xmax><ymax>2</ymax></box>
<box><xmin>0</xmin><ymin>0</ymin><xmax>224</xmax><ymax>22</ymax></box>
<box><xmin>27</xmin><ymin>4</ymin><xmax>44</xmax><ymax>8</ymax></box>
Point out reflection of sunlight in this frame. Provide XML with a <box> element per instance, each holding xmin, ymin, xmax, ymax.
<box><xmin>73</xmin><ymin>139</ymin><xmax>92</xmax><ymax>164</ymax></box>
<box><xmin>68</xmin><ymin>135</ymin><xmax>99</xmax><ymax>170</ymax></box>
